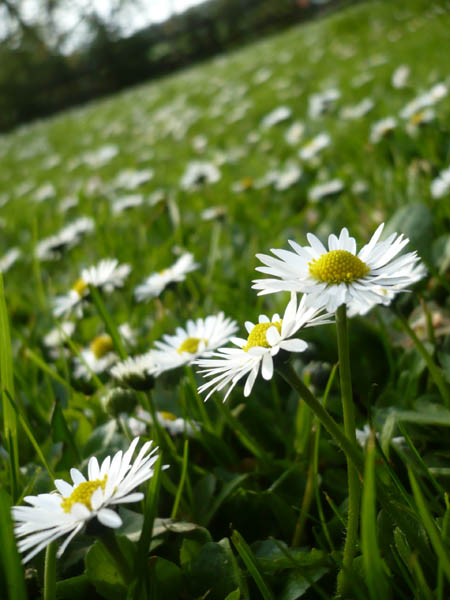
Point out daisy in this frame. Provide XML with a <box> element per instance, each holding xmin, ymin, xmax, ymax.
<box><xmin>53</xmin><ymin>259</ymin><xmax>130</xmax><ymax>318</ymax></box>
<box><xmin>0</xmin><ymin>247</ymin><xmax>21</xmax><ymax>272</ymax></box>
<box><xmin>110</xmin><ymin>353</ymin><xmax>159</xmax><ymax>390</ymax></box>
<box><xmin>196</xmin><ymin>294</ymin><xmax>332</xmax><ymax>401</ymax></box>
<box><xmin>152</xmin><ymin>312</ymin><xmax>238</xmax><ymax>374</ymax></box>
<box><xmin>431</xmin><ymin>166</ymin><xmax>450</xmax><ymax>199</ymax></box>
<box><xmin>12</xmin><ymin>437</ymin><xmax>161</xmax><ymax>563</ymax></box>
<box><xmin>308</xmin><ymin>179</ymin><xmax>344</xmax><ymax>203</ymax></box>
<box><xmin>391</xmin><ymin>65</ymin><xmax>410</xmax><ymax>89</ymax></box>
<box><xmin>260</xmin><ymin>106</ymin><xmax>292</xmax><ymax>128</ymax></box>
<box><xmin>73</xmin><ymin>334</ymin><xmax>117</xmax><ymax>380</ymax></box>
<box><xmin>81</xmin><ymin>258</ymin><xmax>131</xmax><ymax>292</ymax></box>
<box><xmin>370</xmin><ymin>117</ymin><xmax>397</xmax><ymax>144</ymax></box>
<box><xmin>44</xmin><ymin>321</ymin><xmax>75</xmax><ymax>360</ymax></box>
<box><xmin>134</xmin><ymin>253</ymin><xmax>198</xmax><ymax>302</ymax></box>
<box><xmin>253</xmin><ymin>224</ymin><xmax>426</xmax><ymax>315</ymax></box>
<box><xmin>298</xmin><ymin>133</ymin><xmax>331</xmax><ymax>161</ymax></box>
<box><xmin>128</xmin><ymin>407</ymin><xmax>200</xmax><ymax>437</ymax></box>
<box><xmin>180</xmin><ymin>161</ymin><xmax>221</xmax><ymax>190</ymax></box>
<box><xmin>308</xmin><ymin>89</ymin><xmax>340</xmax><ymax>119</ymax></box>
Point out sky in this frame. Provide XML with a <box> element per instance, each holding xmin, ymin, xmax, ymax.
<box><xmin>1</xmin><ymin>0</ymin><xmax>209</xmax><ymax>50</ymax></box>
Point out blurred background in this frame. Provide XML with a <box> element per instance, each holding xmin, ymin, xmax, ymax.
<box><xmin>0</xmin><ymin>0</ymin><xmax>350</xmax><ymax>132</ymax></box>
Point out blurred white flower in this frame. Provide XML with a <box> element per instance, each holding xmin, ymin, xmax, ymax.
<box><xmin>370</xmin><ymin>117</ymin><xmax>397</xmax><ymax>143</ymax></box>
<box><xmin>260</xmin><ymin>106</ymin><xmax>292</xmax><ymax>128</ymax></box>
<box><xmin>431</xmin><ymin>166</ymin><xmax>450</xmax><ymax>199</ymax></box>
<box><xmin>180</xmin><ymin>161</ymin><xmax>221</xmax><ymax>190</ymax></box>
<box><xmin>134</xmin><ymin>253</ymin><xmax>198</xmax><ymax>302</ymax></box>
<box><xmin>298</xmin><ymin>132</ymin><xmax>331</xmax><ymax>161</ymax></box>
<box><xmin>309</xmin><ymin>179</ymin><xmax>344</xmax><ymax>202</ymax></box>
<box><xmin>391</xmin><ymin>65</ymin><xmax>410</xmax><ymax>89</ymax></box>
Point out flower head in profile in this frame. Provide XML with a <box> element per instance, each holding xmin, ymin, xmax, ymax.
<box><xmin>134</xmin><ymin>253</ymin><xmax>198</xmax><ymax>302</ymax></box>
<box><xmin>152</xmin><ymin>312</ymin><xmax>238</xmax><ymax>374</ymax></box>
<box><xmin>53</xmin><ymin>258</ymin><xmax>131</xmax><ymax>318</ymax></box>
<box><xmin>196</xmin><ymin>294</ymin><xmax>332</xmax><ymax>401</ymax></box>
<box><xmin>73</xmin><ymin>334</ymin><xmax>117</xmax><ymax>380</ymax></box>
<box><xmin>253</xmin><ymin>224</ymin><xmax>425</xmax><ymax>315</ymax></box>
<box><xmin>12</xmin><ymin>438</ymin><xmax>161</xmax><ymax>563</ymax></box>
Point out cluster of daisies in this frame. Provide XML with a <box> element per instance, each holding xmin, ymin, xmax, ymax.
<box><xmin>11</xmin><ymin>221</ymin><xmax>425</xmax><ymax>564</ymax></box>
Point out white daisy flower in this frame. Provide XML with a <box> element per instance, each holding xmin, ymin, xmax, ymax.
<box><xmin>53</xmin><ymin>259</ymin><xmax>130</xmax><ymax>318</ymax></box>
<box><xmin>82</xmin><ymin>144</ymin><xmax>119</xmax><ymax>168</ymax></box>
<box><xmin>260</xmin><ymin>106</ymin><xmax>292</xmax><ymax>128</ymax></box>
<box><xmin>400</xmin><ymin>82</ymin><xmax>447</xmax><ymax>120</ymax></box>
<box><xmin>370</xmin><ymin>117</ymin><xmax>397</xmax><ymax>144</ymax></box>
<box><xmin>128</xmin><ymin>407</ymin><xmax>199</xmax><ymax>437</ymax></box>
<box><xmin>405</xmin><ymin>108</ymin><xmax>435</xmax><ymax>137</ymax></box>
<box><xmin>152</xmin><ymin>312</ymin><xmax>238</xmax><ymax>374</ymax></box>
<box><xmin>391</xmin><ymin>65</ymin><xmax>410</xmax><ymax>89</ymax></box>
<box><xmin>196</xmin><ymin>294</ymin><xmax>332</xmax><ymax>401</ymax></box>
<box><xmin>0</xmin><ymin>247</ymin><xmax>21</xmax><ymax>272</ymax></box>
<box><xmin>253</xmin><ymin>224</ymin><xmax>426</xmax><ymax>315</ymax></box>
<box><xmin>339</xmin><ymin>98</ymin><xmax>374</xmax><ymax>120</ymax></box>
<box><xmin>308</xmin><ymin>179</ymin><xmax>344</xmax><ymax>203</ymax></box>
<box><xmin>111</xmin><ymin>194</ymin><xmax>143</xmax><ymax>215</ymax></box>
<box><xmin>113</xmin><ymin>168</ymin><xmax>154</xmax><ymax>190</ymax></box>
<box><xmin>134</xmin><ymin>253</ymin><xmax>198</xmax><ymax>302</ymax></box>
<box><xmin>12</xmin><ymin>438</ymin><xmax>161</xmax><ymax>563</ymax></box>
<box><xmin>284</xmin><ymin>121</ymin><xmax>305</xmax><ymax>146</ymax></box>
<box><xmin>180</xmin><ymin>161</ymin><xmax>221</xmax><ymax>190</ymax></box>
<box><xmin>73</xmin><ymin>334</ymin><xmax>117</xmax><ymax>380</ymax></box>
<box><xmin>308</xmin><ymin>89</ymin><xmax>340</xmax><ymax>119</ymax></box>
<box><xmin>44</xmin><ymin>321</ymin><xmax>75</xmax><ymax>359</ymax></box>
<box><xmin>110</xmin><ymin>353</ymin><xmax>159</xmax><ymax>390</ymax></box>
<box><xmin>298</xmin><ymin>133</ymin><xmax>331</xmax><ymax>161</ymax></box>
<box><xmin>431</xmin><ymin>166</ymin><xmax>450</xmax><ymax>199</ymax></box>
<box><xmin>81</xmin><ymin>258</ymin><xmax>131</xmax><ymax>292</ymax></box>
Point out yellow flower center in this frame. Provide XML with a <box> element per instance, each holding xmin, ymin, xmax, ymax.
<box><xmin>60</xmin><ymin>475</ymin><xmax>107</xmax><ymax>513</ymax></box>
<box><xmin>90</xmin><ymin>334</ymin><xmax>114</xmax><ymax>359</ymax></box>
<box><xmin>411</xmin><ymin>111</ymin><xmax>425</xmax><ymax>125</ymax></box>
<box><xmin>241</xmin><ymin>176</ymin><xmax>254</xmax><ymax>189</ymax></box>
<box><xmin>159</xmin><ymin>411</ymin><xmax>177</xmax><ymax>421</ymax></box>
<box><xmin>243</xmin><ymin>321</ymin><xmax>282</xmax><ymax>351</ymax></box>
<box><xmin>177</xmin><ymin>337</ymin><xmax>203</xmax><ymax>354</ymax></box>
<box><xmin>308</xmin><ymin>249</ymin><xmax>370</xmax><ymax>284</ymax></box>
<box><xmin>72</xmin><ymin>278</ymin><xmax>88</xmax><ymax>297</ymax></box>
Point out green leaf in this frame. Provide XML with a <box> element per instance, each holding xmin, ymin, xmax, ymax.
<box><xmin>85</xmin><ymin>540</ymin><xmax>127</xmax><ymax>600</ymax></box>
<box><xmin>252</xmin><ymin>540</ymin><xmax>327</xmax><ymax>575</ymax></box>
<box><xmin>150</xmin><ymin>557</ymin><xmax>182</xmax><ymax>598</ymax></box>
<box><xmin>0</xmin><ymin>488</ymin><xmax>27</xmax><ymax>600</ymax></box>
<box><xmin>51</xmin><ymin>401</ymin><xmax>81</xmax><ymax>463</ymax></box>
<box><xmin>224</xmin><ymin>590</ymin><xmax>241</xmax><ymax>600</ymax></box>
<box><xmin>55</xmin><ymin>574</ymin><xmax>92</xmax><ymax>599</ymax></box>
<box><xmin>187</xmin><ymin>540</ymin><xmax>244</xmax><ymax>600</ymax></box>
<box><xmin>279</xmin><ymin>567</ymin><xmax>328</xmax><ymax>600</ymax></box>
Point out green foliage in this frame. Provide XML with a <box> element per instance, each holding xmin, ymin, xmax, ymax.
<box><xmin>1</xmin><ymin>0</ymin><xmax>450</xmax><ymax>598</ymax></box>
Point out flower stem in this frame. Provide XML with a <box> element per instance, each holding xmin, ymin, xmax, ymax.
<box><xmin>276</xmin><ymin>362</ymin><xmax>363</xmax><ymax>474</ymax></box>
<box><xmin>335</xmin><ymin>304</ymin><xmax>360</xmax><ymax>598</ymax></box>
<box><xmin>43</xmin><ymin>542</ymin><xmax>57</xmax><ymax>600</ymax></box>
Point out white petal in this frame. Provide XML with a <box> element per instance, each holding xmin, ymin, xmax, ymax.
<box><xmin>97</xmin><ymin>508</ymin><xmax>122</xmax><ymax>528</ymax></box>
<box><xmin>279</xmin><ymin>339</ymin><xmax>308</xmax><ymax>352</ymax></box>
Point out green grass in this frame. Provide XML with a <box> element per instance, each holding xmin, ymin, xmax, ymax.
<box><xmin>1</xmin><ymin>0</ymin><xmax>450</xmax><ymax>598</ymax></box>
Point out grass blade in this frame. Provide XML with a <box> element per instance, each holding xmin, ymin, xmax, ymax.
<box><xmin>0</xmin><ymin>273</ymin><xmax>19</xmax><ymax>498</ymax></box>
<box><xmin>0</xmin><ymin>488</ymin><xmax>27</xmax><ymax>600</ymax></box>
<box><xmin>361</xmin><ymin>431</ymin><xmax>391</xmax><ymax>600</ymax></box>
<box><xmin>231</xmin><ymin>530</ymin><xmax>275</xmax><ymax>600</ymax></box>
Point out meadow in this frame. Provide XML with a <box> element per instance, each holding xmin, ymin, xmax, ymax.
<box><xmin>1</xmin><ymin>0</ymin><xmax>450</xmax><ymax>598</ymax></box>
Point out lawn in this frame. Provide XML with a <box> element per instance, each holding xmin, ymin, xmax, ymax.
<box><xmin>1</xmin><ymin>0</ymin><xmax>450</xmax><ymax>598</ymax></box>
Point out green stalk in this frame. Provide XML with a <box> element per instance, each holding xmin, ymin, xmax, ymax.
<box><xmin>276</xmin><ymin>363</ymin><xmax>363</xmax><ymax>474</ymax></box>
<box><xmin>44</xmin><ymin>542</ymin><xmax>57</xmax><ymax>600</ymax></box>
<box><xmin>335</xmin><ymin>304</ymin><xmax>360</xmax><ymax>598</ymax></box>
